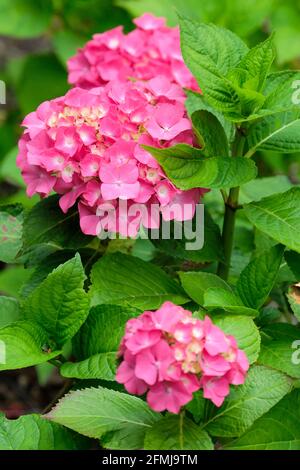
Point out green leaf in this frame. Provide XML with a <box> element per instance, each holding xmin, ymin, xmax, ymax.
<box><xmin>17</xmin><ymin>54</ymin><xmax>68</xmax><ymax>115</ymax></box>
<box><xmin>244</xmin><ymin>188</ymin><xmax>300</xmax><ymax>253</ymax></box>
<box><xmin>239</xmin><ymin>175</ymin><xmax>293</xmax><ymax>204</ymax></box>
<box><xmin>22</xmin><ymin>195</ymin><xmax>90</xmax><ymax>261</ymax></box>
<box><xmin>262</xmin><ymin>322</ymin><xmax>300</xmax><ymax>341</ymax></box>
<box><xmin>0</xmin><ymin>320</ymin><xmax>61</xmax><ymax>371</ymax></box>
<box><xmin>185</xmin><ymin>90</ymin><xmax>234</xmax><ymax>143</ymax></box>
<box><xmin>213</xmin><ymin>315</ymin><xmax>261</xmax><ymax>363</ymax></box>
<box><xmin>20</xmin><ymin>250</ymin><xmax>81</xmax><ymax>298</ymax></box>
<box><xmin>144</xmin><ymin>415</ymin><xmax>213</xmax><ymax>450</ymax></box>
<box><xmin>73</xmin><ymin>304</ymin><xmax>139</xmax><ymax>360</ymax></box>
<box><xmin>45</xmin><ymin>386</ymin><xmax>160</xmax><ymax>450</ymax></box>
<box><xmin>62</xmin><ymin>304</ymin><xmax>140</xmax><ymax>381</ymax></box>
<box><xmin>0</xmin><ymin>413</ymin><xmax>88</xmax><ymax>450</ymax></box>
<box><xmin>203</xmin><ymin>365</ymin><xmax>292</xmax><ymax>437</ymax></box>
<box><xmin>89</xmin><ymin>253</ymin><xmax>188</xmax><ymax>310</ymax></box>
<box><xmin>179</xmin><ymin>272</ymin><xmax>231</xmax><ymax>306</ymax></box>
<box><xmin>236</xmin><ymin>245</ymin><xmax>285</xmax><ymax>309</ymax></box>
<box><xmin>285</xmin><ymin>251</ymin><xmax>300</xmax><ymax>279</ymax></box>
<box><xmin>0</xmin><ymin>0</ymin><xmax>52</xmax><ymax>38</ymax></box>
<box><xmin>264</xmin><ymin>70</ymin><xmax>300</xmax><ymax>111</ymax></box>
<box><xmin>152</xmin><ymin>209</ymin><xmax>223</xmax><ymax>264</ymax></box>
<box><xmin>179</xmin><ymin>15</ymin><xmax>248</xmax><ymax>115</ymax></box>
<box><xmin>61</xmin><ymin>352</ymin><xmax>117</xmax><ymax>381</ymax></box>
<box><xmin>258</xmin><ymin>323</ymin><xmax>300</xmax><ymax>378</ymax></box>
<box><xmin>22</xmin><ymin>254</ymin><xmax>90</xmax><ymax>346</ymax></box>
<box><xmin>145</xmin><ymin>144</ymin><xmax>257</xmax><ymax>190</ymax></box>
<box><xmin>0</xmin><ymin>265</ymin><xmax>33</xmax><ymax>298</ymax></box>
<box><xmin>0</xmin><ymin>146</ymin><xmax>25</xmax><ymax>187</ymax></box>
<box><xmin>204</xmin><ymin>288</ymin><xmax>259</xmax><ymax>317</ymax></box>
<box><xmin>246</xmin><ymin>110</ymin><xmax>300</xmax><ymax>156</ymax></box>
<box><xmin>53</xmin><ymin>30</ymin><xmax>88</xmax><ymax>66</ymax></box>
<box><xmin>0</xmin><ymin>296</ymin><xmax>19</xmax><ymax>328</ymax></box>
<box><xmin>0</xmin><ymin>204</ymin><xmax>23</xmax><ymax>263</ymax></box>
<box><xmin>191</xmin><ymin>110</ymin><xmax>229</xmax><ymax>156</ymax></box>
<box><xmin>228</xmin><ymin>35</ymin><xmax>275</xmax><ymax>93</ymax></box>
<box><xmin>225</xmin><ymin>390</ymin><xmax>300</xmax><ymax>450</ymax></box>
<box><xmin>186</xmin><ymin>390</ymin><xmax>207</xmax><ymax>424</ymax></box>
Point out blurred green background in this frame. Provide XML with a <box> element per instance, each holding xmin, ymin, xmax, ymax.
<box><xmin>0</xmin><ymin>0</ymin><xmax>300</xmax><ymax>297</ymax></box>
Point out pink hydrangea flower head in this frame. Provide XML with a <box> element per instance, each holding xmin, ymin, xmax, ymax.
<box><xmin>116</xmin><ymin>303</ymin><xmax>249</xmax><ymax>413</ymax></box>
<box><xmin>67</xmin><ymin>14</ymin><xmax>198</xmax><ymax>91</ymax></box>
<box><xmin>17</xmin><ymin>78</ymin><xmax>206</xmax><ymax>237</ymax></box>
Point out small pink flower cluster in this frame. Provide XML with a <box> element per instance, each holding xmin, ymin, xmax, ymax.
<box><xmin>116</xmin><ymin>302</ymin><xmax>249</xmax><ymax>413</ymax></box>
<box><xmin>17</xmin><ymin>78</ymin><xmax>204</xmax><ymax>237</ymax></box>
<box><xmin>67</xmin><ymin>13</ymin><xmax>198</xmax><ymax>91</ymax></box>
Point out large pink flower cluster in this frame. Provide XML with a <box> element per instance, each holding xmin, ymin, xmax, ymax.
<box><xmin>116</xmin><ymin>302</ymin><xmax>249</xmax><ymax>413</ymax></box>
<box><xmin>67</xmin><ymin>13</ymin><xmax>198</xmax><ymax>91</ymax></box>
<box><xmin>17</xmin><ymin>79</ymin><xmax>204</xmax><ymax>237</ymax></box>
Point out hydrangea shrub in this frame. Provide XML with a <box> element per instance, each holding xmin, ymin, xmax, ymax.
<box><xmin>0</xmin><ymin>12</ymin><xmax>300</xmax><ymax>451</ymax></box>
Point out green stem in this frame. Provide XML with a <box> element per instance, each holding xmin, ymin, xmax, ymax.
<box><xmin>217</xmin><ymin>132</ymin><xmax>246</xmax><ymax>280</ymax></box>
<box><xmin>48</xmin><ymin>354</ymin><xmax>67</xmax><ymax>368</ymax></box>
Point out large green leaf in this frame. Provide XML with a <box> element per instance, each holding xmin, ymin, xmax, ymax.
<box><xmin>179</xmin><ymin>16</ymin><xmax>248</xmax><ymax>115</ymax></box>
<box><xmin>0</xmin><ymin>296</ymin><xmax>19</xmax><ymax>329</ymax></box>
<box><xmin>212</xmin><ymin>315</ymin><xmax>261</xmax><ymax>363</ymax></box>
<box><xmin>203</xmin><ymin>365</ymin><xmax>292</xmax><ymax>437</ymax></box>
<box><xmin>0</xmin><ymin>0</ymin><xmax>52</xmax><ymax>38</ymax></box>
<box><xmin>185</xmin><ymin>90</ymin><xmax>234</xmax><ymax>143</ymax></box>
<box><xmin>53</xmin><ymin>30</ymin><xmax>88</xmax><ymax>66</ymax></box>
<box><xmin>62</xmin><ymin>304</ymin><xmax>140</xmax><ymax>381</ymax></box>
<box><xmin>186</xmin><ymin>390</ymin><xmax>207</xmax><ymax>424</ymax></box>
<box><xmin>236</xmin><ymin>245</ymin><xmax>284</xmax><ymax>309</ymax></box>
<box><xmin>191</xmin><ymin>110</ymin><xmax>229</xmax><ymax>156</ymax></box>
<box><xmin>244</xmin><ymin>188</ymin><xmax>300</xmax><ymax>253</ymax></box>
<box><xmin>22</xmin><ymin>254</ymin><xmax>90</xmax><ymax>346</ymax></box>
<box><xmin>73</xmin><ymin>304</ymin><xmax>139</xmax><ymax>360</ymax></box>
<box><xmin>144</xmin><ymin>415</ymin><xmax>213</xmax><ymax>450</ymax></box>
<box><xmin>151</xmin><ymin>209</ymin><xmax>223</xmax><ymax>264</ymax></box>
<box><xmin>0</xmin><ymin>265</ymin><xmax>33</xmax><ymax>298</ymax></box>
<box><xmin>0</xmin><ymin>146</ymin><xmax>25</xmax><ymax>187</ymax></box>
<box><xmin>0</xmin><ymin>204</ymin><xmax>23</xmax><ymax>263</ymax></box>
<box><xmin>204</xmin><ymin>289</ymin><xmax>259</xmax><ymax>317</ymax></box>
<box><xmin>46</xmin><ymin>386</ymin><xmax>160</xmax><ymax>450</ymax></box>
<box><xmin>0</xmin><ymin>413</ymin><xmax>88</xmax><ymax>450</ymax></box>
<box><xmin>22</xmin><ymin>195</ymin><xmax>90</xmax><ymax>261</ymax></box>
<box><xmin>246</xmin><ymin>110</ymin><xmax>300</xmax><ymax>156</ymax></box>
<box><xmin>89</xmin><ymin>253</ymin><xmax>188</xmax><ymax>310</ymax></box>
<box><xmin>225</xmin><ymin>390</ymin><xmax>300</xmax><ymax>450</ymax></box>
<box><xmin>60</xmin><ymin>352</ymin><xmax>116</xmax><ymax>381</ymax></box>
<box><xmin>20</xmin><ymin>250</ymin><xmax>82</xmax><ymax>298</ymax></box>
<box><xmin>239</xmin><ymin>176</ymin><xmax>293</xmax><ymax>204</ymax></box>
<box><xmin>0</xmin><ymin>320</ymin><xmax>61</xmax><ymax>371</ymax></box>
<box><xmin>228</xmin><ymin>35</ymin><xmax>275</xmax><ymax>93</ymax></box>
<box><xmin>17</xmin><ymin>54</ymin><xmax>69</xmax><ymax>115</ymax></box>
<box><xmin>285</xmin><ymin>251</ymin><xmax>300</xmax><ymax>280</ymax></box>
<box><xmin>145</xmin><ymin>144</ymin><xmax>257</xmax><ymax>190</ymax></box>
<box><xmin>179</xmin><ymin>272</ymin><xmax>231</xmax><ymax>306</ymax></box>
<box><xmin>258</xmin><ymin>323</ymin><xmax>300</xmax><ymax>378</ymax></box>
<box><xmin>264</xmin><ymin>70</ymin><xmax>300</xmax><ymax>111</ymax></box>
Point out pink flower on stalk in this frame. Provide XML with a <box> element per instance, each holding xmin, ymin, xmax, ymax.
<box><xmin>17</xmin><ymin>77</ymin><xmax>206</xmax><ymax>237</ymax></box>
<box><xmin>67</xmin><ymin>14</ymin><xmax>198</xmax><ymax>91</ymax></box>
<box><xmin>116</xmin><ymin>302</ymin><xmax>249</xmax><ymax>413</ymax></box>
